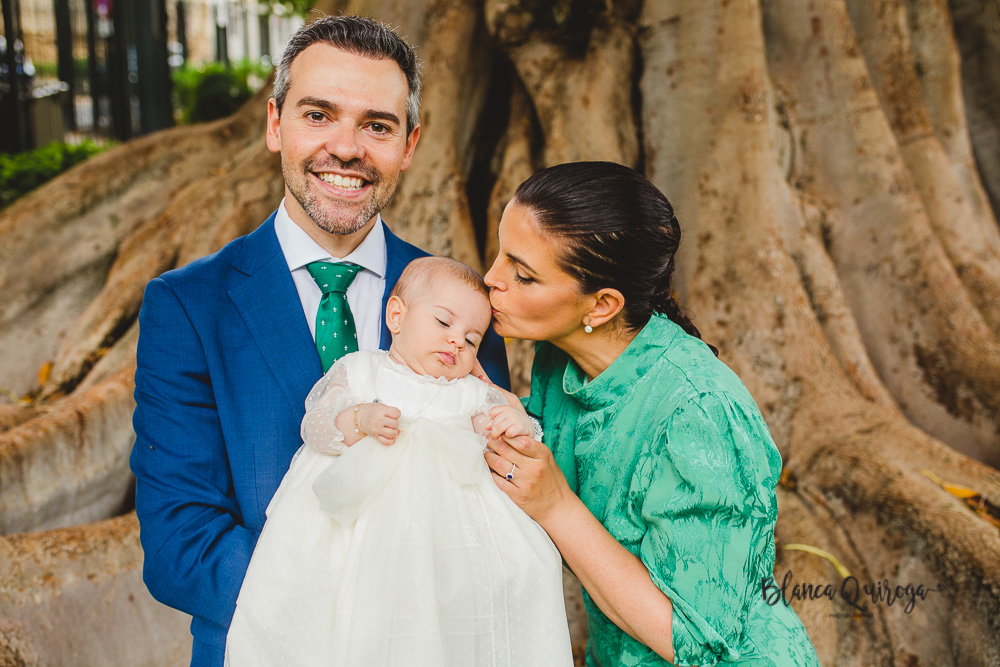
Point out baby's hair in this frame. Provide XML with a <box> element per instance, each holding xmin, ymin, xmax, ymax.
<box><xmin>390</xmin><ymin>256</ymin><xmax>489</xmax><ymax>303</ymax></box>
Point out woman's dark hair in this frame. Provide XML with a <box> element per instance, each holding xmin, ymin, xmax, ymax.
<box><xmin>513</xmin><ymin>161</ymin><xmax>717</xmax><ymax>355</ymax></box>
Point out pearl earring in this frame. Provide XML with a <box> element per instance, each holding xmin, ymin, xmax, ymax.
<box><xmin>584</xmin><ymin>321</ymin><xmax>593</xmax><ymax>334</ymax></box>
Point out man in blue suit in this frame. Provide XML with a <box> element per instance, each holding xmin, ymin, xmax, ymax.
<box><xmin>130</xmin><ymin>16</ymin><xmax>510</xmax><ymax>666</ymax></box>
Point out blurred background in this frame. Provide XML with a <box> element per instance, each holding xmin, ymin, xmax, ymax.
<box><xmin>1</xmin><ymin>0</ymin><xmax>304</xmax><ymax>145</ymax></box>
<box><xmin>1</xmin><ymin>0</ymin><xmax>305</xmax><ymax>209</ymax></box>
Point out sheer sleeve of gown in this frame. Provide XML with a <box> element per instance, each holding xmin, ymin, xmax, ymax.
<box><xmin>300</xmin><ymin>356</ymin><xmax>367</xmax><ymax>455</ymax></box>
<box><xmin>471</xmin><ymin>384</ymin><xmax>514</xmax><ymax>437</ymax></box>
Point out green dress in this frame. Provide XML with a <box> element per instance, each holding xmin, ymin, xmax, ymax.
<box><xmin>525</xmin><ymin>314</ymin><xmax>819</xmax><ymax>667</ymax></box>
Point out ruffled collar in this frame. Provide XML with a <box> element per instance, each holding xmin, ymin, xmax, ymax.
<box><xmin>561</xmin><ymin>314</ymin><xmax>682</xmax><ymax>411</ymax></box>
<box><xmin>379</xmin><ymin>349</ymin><xmax>466</xmax><ymax>385</ymax></box>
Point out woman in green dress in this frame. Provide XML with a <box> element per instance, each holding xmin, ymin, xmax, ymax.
<box><xmin>481</xmin><ymin>162</ymin><xmax>819</xmax><ymax>666</ymax></box>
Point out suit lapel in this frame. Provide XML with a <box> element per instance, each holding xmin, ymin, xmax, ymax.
<box><xmin>228</xmin><ymin>215</ymin><xmax>322</xmax><ymax>410</ymax></box>
<box><xmin>228</xmin><ymin>216</ymin><xmax>422</xmax><ymax>399</ymax></box>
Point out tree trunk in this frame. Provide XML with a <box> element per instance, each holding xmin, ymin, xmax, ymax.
<box><xmin>1</xmin><ymin>0</ymin><xmax>999</xmax><ymax>664</ymax></box>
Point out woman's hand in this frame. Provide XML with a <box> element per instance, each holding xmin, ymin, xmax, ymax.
<box><xmin>484</xmin><ymin>433</ymin><xmax>571</xmax><ymax>526</ymax></box>
<box><xmin>486</xmin><ymin>429</ymin><xmax>676</xmax><ymax>662</ymax></box>
<box><xmin>486</xmin><ymin>432</ymin><xmax>675</xmax><ymax>662</ymax></box>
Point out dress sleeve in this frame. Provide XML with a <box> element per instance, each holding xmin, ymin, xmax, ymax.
<box><xmin>633</xmin><ymin>393</ymin><xmax>782</xmax><ymax>667</ymax></box>
<box><xmin>470</xmin><ymin>384</ymin><xmax>511</xmax><ymax>437</ymax></box>
<box><xmin>300</xmin><ymin>355</ymin><xmax>367</xmax><ymax>455</ymax></box>
<box><xmin>476</xmin><ymin>385</ymin><xmax>511</xmax><ymax>416</ymax></box>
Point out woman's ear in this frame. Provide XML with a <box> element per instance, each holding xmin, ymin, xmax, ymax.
<box><xmin>385</xmin><ymin>295</ymin><xmax>406</xmax><ymax>333</ymax></box>
<box><xmin>586</xmin><ymin>288</ymin><xmax>625</xmax><ymax>329</ymax></box>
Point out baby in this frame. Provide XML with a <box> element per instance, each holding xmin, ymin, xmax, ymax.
<box><xmin>334</xmin><ymin>256</ymin><xmax>528</xmax><ymax>448</ymax></box>
<box><xmin>225</xmin><ymin>257</ymin><xmax>572</xmax><ymax>667</ymax></box>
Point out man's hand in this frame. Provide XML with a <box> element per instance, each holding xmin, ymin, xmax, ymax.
<box><xmin>337</xmin><ymin>403</ymin><xmax>401</xmax><ymax>446</ymax></box>
<box><xmin>487</xmin><ymin>404</ymin><xmax>533</xmax><ymax>440</ymax></box>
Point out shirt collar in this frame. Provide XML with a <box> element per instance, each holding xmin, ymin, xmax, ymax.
<box><xmin>562</xmin><ymin>314</ymin><xmax>682</xmax><ymax>411</ymax></box>
<box><xmin>274</xmin><ymin>198</ymin><xmax>387</xmax><ymax>278</ymax></box>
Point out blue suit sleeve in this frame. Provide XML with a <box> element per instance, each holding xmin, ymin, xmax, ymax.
<box><xmin>131</xmin><ymin>277</ymin><xmax>255</xmax><ymax>631</ymax></box>
<box><xmin>476</xmin><ymin>325</ymin><xmax>511</xmax><ymax>391</ymax></box>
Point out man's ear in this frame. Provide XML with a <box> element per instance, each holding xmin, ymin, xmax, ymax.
<box><xmin>399</xmin><ymin>124</ymin><xmax>421</xmax><ymax>173</ymax></box>
<box><xmin>265</xmin><ymin>98</ymin><xmax>281</xmax><ymax>154</ymax></box>
<box><xmin>586</xmin><ymin>288</ymin><xmax>625</xmax><ymax>329</ymax></box>
<box><xmin>385</xmin><ymin>295</ymin><xmax>406</xmax><ymax>333</ymax></box>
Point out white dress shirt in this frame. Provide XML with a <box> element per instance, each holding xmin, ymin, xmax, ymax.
<box><xmin>274</xmin><ymin>199</ymin><xmax>387</xmax><ymax>351</ymax></box>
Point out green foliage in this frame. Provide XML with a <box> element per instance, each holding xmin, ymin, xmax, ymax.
<box><xmin>172</xmin><ymin>60</ymin><xmax>273</xmax><ymax>124</ymax></box>
<box><xmin>30</xmin><ymin>61</ymin><xmax>59</xmax><ymax>79</ymax></box>
<box><xmin>29</xmin><ymin>58</ymin><xmax>90</xmax><ymax>82</ymax></box>
<box><xmin>0</xmin><ymin>140</ymin><xmax>111</xmax><ymax>210</ymax></box>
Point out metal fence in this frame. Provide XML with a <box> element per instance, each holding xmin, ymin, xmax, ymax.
<box><xmin>0</xmin><ymin>0</ymin><xmax>301</xmax><ymax>154</ymax></box>
<box><xmin>1</xmin><ymin>0</ymin><xmax>171</xmax><ymax>151</ymax></box>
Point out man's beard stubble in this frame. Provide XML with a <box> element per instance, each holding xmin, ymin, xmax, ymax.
<box><xmin>283</xmin><ymin>155</ymin><xmax>398</xmax><ymax>236</ymax></box>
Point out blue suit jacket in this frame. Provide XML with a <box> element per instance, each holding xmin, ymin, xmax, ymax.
<box><xmin>130</xmin><ymin>212</ymin><xmax>510</xmax><ymax>665</ymax></box>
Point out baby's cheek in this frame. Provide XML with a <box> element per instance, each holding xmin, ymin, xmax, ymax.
<box><xmin>459</xmin><ymin>353</ymin><xmax>478</xmax><ymax>376</ymax></box>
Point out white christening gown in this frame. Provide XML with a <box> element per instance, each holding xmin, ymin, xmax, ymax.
<box><xmin>225</xmin><ymin>350</ymin><xmax>573</xmax><ymax>667</ymax></box>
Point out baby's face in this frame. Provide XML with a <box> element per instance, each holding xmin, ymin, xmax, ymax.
<box><xmin>389</xmin><ymin>278</ymin><xmax>492</xmax><ymax>380</ymax></box>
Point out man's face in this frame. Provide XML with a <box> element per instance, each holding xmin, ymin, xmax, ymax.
<box><xmin>266</xmin><ymin>44</ymin><xmax>420</xmax><ymax>236</ymax></box>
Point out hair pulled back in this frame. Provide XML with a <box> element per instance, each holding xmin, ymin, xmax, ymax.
<box><xmin>513</xmin><ymin>161</ymin><xmax>716</xmax><ymax>355</ymax></box>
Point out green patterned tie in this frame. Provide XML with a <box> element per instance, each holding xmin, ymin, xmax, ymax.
<box><xmin>305</xmin><ymin>261</ymin><xmax>362</xmax><ymax>372</ymax></box>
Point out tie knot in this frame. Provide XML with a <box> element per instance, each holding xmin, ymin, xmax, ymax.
<box><xmin>306</xmin><ymin>261</ymin><xmax>362</xmax><ymax>294</ymax></box>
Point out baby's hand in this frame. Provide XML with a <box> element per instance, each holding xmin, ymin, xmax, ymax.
<box><xmin>488</xmin><ymin>405</ymin><xmax>533</xmax><ymax>440</ymax></box>
<box><xmin>356</xmin><ymin>403</ymin><xmax>401</xmax><ymax>446</ymax></box>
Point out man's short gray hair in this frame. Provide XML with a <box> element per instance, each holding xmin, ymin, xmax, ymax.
<box><xmin>272</xmin><ymin>15</ymin><xmax>422</xmax><ymax>136</ymax></box>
